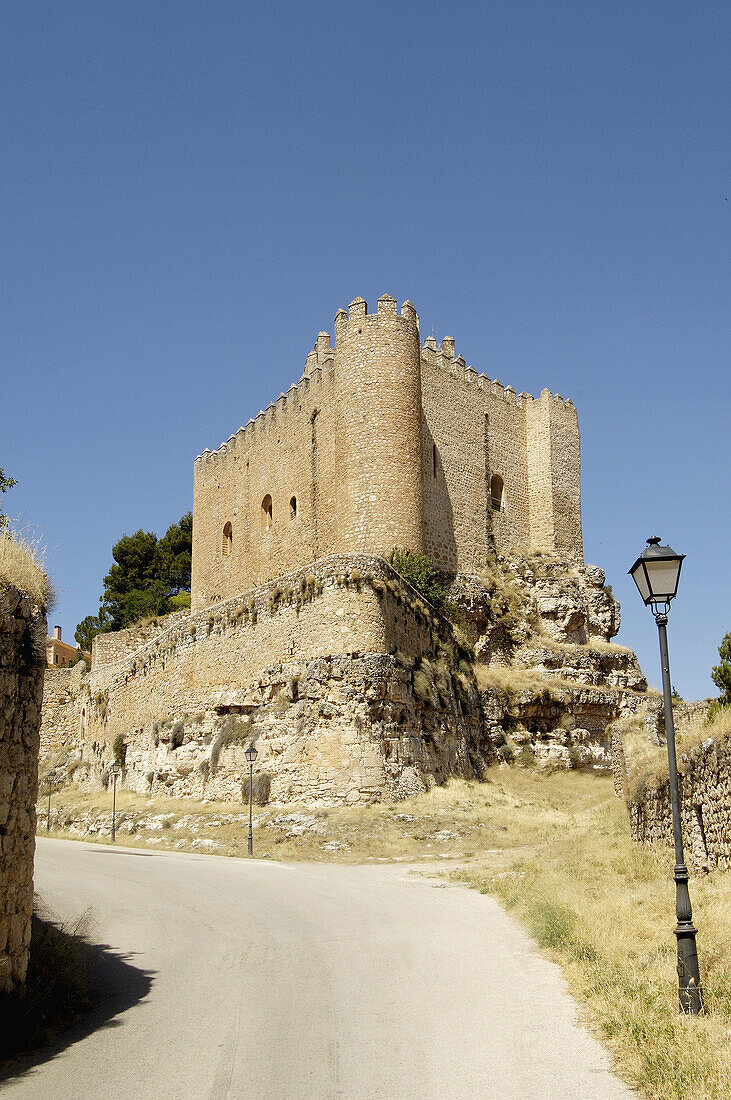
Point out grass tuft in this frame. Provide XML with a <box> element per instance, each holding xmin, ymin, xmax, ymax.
<box><xmin>0</xmin><ymin>529</ymin><xmax>52</xmax><ymax>607</ymax></box>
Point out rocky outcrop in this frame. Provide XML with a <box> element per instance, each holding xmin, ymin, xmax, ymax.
<box><xmin>39</xmin><ymin>553</ymin><xmax>658</xmax><ymax>805</ymax></box>
<box><xmin>0</xmin><ymin>583</ymin><xmax>46</xmax><ymax>992</ymax></box>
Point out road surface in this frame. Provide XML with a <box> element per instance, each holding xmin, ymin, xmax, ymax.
<box><xmin>4</xmin><ymin>838</ymin><xmax>633</xmax><ymax>1099</ymax></box>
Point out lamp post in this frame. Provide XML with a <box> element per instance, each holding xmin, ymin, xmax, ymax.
<box><xmin>629</xmin><ymin>536</ymin><xmax>703</xmax><ymax>1014</ymax></box>
<box><xmin>244</xmin><ymin>742</ymin><xmax>258</xmax><ymax>856</ymax></box>
<box><xmin>45</xmin><ymin>772</ymin><xmax>54</xmax><ymax>832</ymax></box>
<box><xmin>109</xmin><ymin>761</ymin><xmax>122</xmax><ymax>843</ymax></box>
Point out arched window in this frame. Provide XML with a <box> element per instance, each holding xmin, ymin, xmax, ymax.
<box><xmin>262</xmin><ymin>495</ymin><xmax>273</xmax><ymax>531</ymax></box>
<box><xmin>490</xmin><ymin>474</ymin><xmax>504</xmax><ymax>512</ymax></box>
<box><xmin>222</xmin><ymin>521</ymin><xmax>233</xmax><ymax>557</ymax></box>
<box><xmin>289</xmin><ymin>496</ymin><xmax>298</xmax><ymax>519</ymax></box>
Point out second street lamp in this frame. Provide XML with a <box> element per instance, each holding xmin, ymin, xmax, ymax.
<box><xmin>244</xmin><ymin>742</ymin><xmax>258</xmax><ymax>856</ymax></box>
<box><xmin>629</xmin><ymin>537</ymin><xmax>703</xmax><ymax>1014</ymax></box>
<box><xmin>109</xmin><ymin>761</ymin><xmax>122</xmax><ymax>843</ymax></box>
<box><xmin>45</xmin><ymin>772</ymin><xmax>54</xmax><ymax>832</ymax></box>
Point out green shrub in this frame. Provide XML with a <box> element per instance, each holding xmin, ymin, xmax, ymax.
<box><xmin>568</xmin><ymin>746</ymin><xmax>582</xmax><ymax>770</ymax></box>
<box><xmin>170</xmin><ymin>720</ymin><xmax>185</xmax><ymax>749</ymax></box>
<box><xmin>517</xmin><ymin>746</ymin><xmax>536</xmax><ymax>768</ymax></box>
<box><xmin>112</xmin><ymin>734</ymin><xmax>126</xmax><ymax>766</ymax></box>
<box><xmin>241</xmin><ymin>771</ymin><xmax>272</xmax><ymax>805</ymax></box>
<box><xmin>388</xmin><ymin>547</ymin><xmax>453</xmax><ymax>617</ymax></box>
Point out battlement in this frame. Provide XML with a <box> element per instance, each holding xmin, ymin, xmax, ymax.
<box><xmin>420</xmin><ymin>336</ymin><xmax>574</xmax><ymax>410</ymax></box>
<box><xmin>192</xmin><ymin>292</ymin><xmax>584</xmax><ymax>608</ymax></box>
<box><xmin>195</xmin><ymin>353</ymin><xmax>337</xmax><ymax>464</ymax></box>
<box><xmin>194</xmin><ymin>295</ymin><xmax>576</xmax><ymax>466</ymax></box>
<box><xmin>333</xmin><ymin>295</ymin><xmax>420</xmax><ymax>345</ymax></box>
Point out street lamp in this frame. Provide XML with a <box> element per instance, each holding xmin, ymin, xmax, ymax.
<box><xmin>109</xmin><ymin>761</ymin><xmax>122</xmax><ymax>843</ymax></box>
<box><xmin>45</xmin><ymin>772</ymin><xmax>55</xmax><ymax>832</ymax></box>
<box><xmin>244</xmin><ymin>742</ymin><xmax>258</xmax><ymax>856</ymax></box>
<box><xmin>629</xmin><ymin>537</ymin><xmax>703</xmax><ymax>1014</ymax></box>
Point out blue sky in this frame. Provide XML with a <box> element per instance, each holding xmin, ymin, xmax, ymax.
<box><xmin>3</xmin><ymin>1</ymin><xmax>729</xmax><ymax>699</ymax></box>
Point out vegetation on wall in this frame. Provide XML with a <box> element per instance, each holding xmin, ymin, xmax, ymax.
<box><xmin>709</xmin><ymin>631</ymin><xmax>731</xmax><ymax>721</ymax></box>
<box><xmin>75</xmin><ymin>512</ymin><xmax>193</xmax><ymax>645</ymax></box>
<box><xmin>387</xmin><ymin>547</ymin><xmax>453</xmax><ymax>617</ymax></box>
<box><xmin>0</xmin><ymin>528</ymin><xmax>51</xmax><ymax>608</ymax></box>
<box><xmin>0</xmin><ymin>466</ymin><xmax>17</xmax><ymax>529</ymax></box>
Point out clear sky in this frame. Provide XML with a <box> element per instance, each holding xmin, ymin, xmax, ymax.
<box><xmin>3</xmin><ymin>1</ymin><xmax>729</xmax><ymax>699</ymax></box>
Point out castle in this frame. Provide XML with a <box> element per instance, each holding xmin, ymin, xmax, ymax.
<box><xmin>192</xmin><ymin>294</ymin><xmax>583</xmax><ymax>609</ymax></box>
<box><xmin>40</xmin><ymin>294</ymin><xmax>651</xmax><ymax>808</ymax></box>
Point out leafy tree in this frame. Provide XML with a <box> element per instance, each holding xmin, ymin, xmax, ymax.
<box><xmin>0</xmin><ymin>466</ymin><xmax>17</xmax><ymax>529</ymax></box>
<box><xmin>74</xmin><ymin>613</ymin><xmax>110</xmax><ymax>652</ymax></box>
<box><xmin>76</xmin><ymin>513</ymin><xmax>193</xmax><ymax>638</ymax></box>
<box><xmin>156</xmin><ymin>512</ymin><xmax>192</xmax><ymax>595</ymax></box>
<box><xmin>100</xmin><ymin>529</ymin><xmax>166</xmax><ymax>628</ymax></box>
<box><xmin>709</xmin><ymin>632</ymin><xmax>731</xmax><ymax>719</ymax></box>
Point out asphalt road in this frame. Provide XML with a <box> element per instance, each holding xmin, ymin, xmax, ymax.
<box><xmin>4</xmin><ymin>838</ymin><xmax>634</xmax><ymax>1099</ymax></box>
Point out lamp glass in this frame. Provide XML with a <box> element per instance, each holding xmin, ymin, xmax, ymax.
<box><xmin>643</xmin><ymin>557</ymin><xmax>682</xmax><ymax>602</ymax></box>
<box><xmin>630</xmin><ymin>561</ymin><xmax>651</xmax><ymax>604</ymax></box>
<box><xmin>245</xmin><ymin>744</ymin><xmax>258</xmax><ymax>763</ymax></box>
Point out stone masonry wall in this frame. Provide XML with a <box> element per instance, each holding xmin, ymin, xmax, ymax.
<box><xmin>629</xmin><ymin>733</ymin><xmax>731</xmax><ymax>873</ymax></box>
<box><xmin>92</xmin><ymin>610</ymin><xmax>190</xmax><ymax>670</ymax></box>
<box><xmin>39</xmin><ymin>663</ymin><xmax>87</xmax><ymax>759</ymax></box>
<box><xmin>0</xmin><ymin>584</ymin><xmax>46</xmax><ymax>992</ymax></box>
<box><xmin>191</xmin><ymin>294</ymin><xmax>584</xmax><ymax>611</ymax></box>
<box><xmin>64</xmin><ymin>556</ymin><xmax>464</xmax><ymax>803</ymax></box>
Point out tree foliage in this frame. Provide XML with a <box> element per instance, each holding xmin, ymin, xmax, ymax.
<box><xmin>76</xmin><ymin>512</ymin><xmax>192</xmax><ymax>642</ymax></box>
<box><xmin>388</xmin><ymin>547</ymin><xmax>451</xmax><ymax>616</ymax></box>
<box><xmin>0</xmin><ymin>466</ymin><xmax>17</xmax><ymax>529</ymax></box>
<box><xmin>709</xmin><ymin>632</ymin><xmax>731</xmax><ymax>719</ymax></box>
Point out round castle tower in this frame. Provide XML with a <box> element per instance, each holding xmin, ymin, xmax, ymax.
<box><xmin>332</xmin><ymin>295</ymin><xmax>425</xmax><ymax>556</ymax></box>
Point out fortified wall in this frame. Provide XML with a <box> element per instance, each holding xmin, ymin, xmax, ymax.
<box><xmin>68</xmin><ymin>556</ymin><xmax>484</xmax><ymax>804</ymax></box>
<box><xmin>192</xmin><ymin>295</ymin><xmax>582</xmax><ymax>610</ymax></box>
<box><xmin>42</xmin><ymin>550</ymin><xmax>652</xmax><ymax>807</ymax></box>
<box><xmin>39</xmin><ymin>294</ymin><xmax>658</xmax><ymax>811</ymax></box>
<box><xmin>0</xmin><ymin>583</ymin><xmax>46</xmax><ymax>992</ymax></box>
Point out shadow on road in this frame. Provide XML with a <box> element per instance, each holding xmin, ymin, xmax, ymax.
<box><xmin>0</xmin><ymin>909</ymin><xmax>154</xmax><ymax>1085</ymax></box>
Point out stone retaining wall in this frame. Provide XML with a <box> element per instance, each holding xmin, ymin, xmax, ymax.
<box><xmin>629</xmin><ymin>733</ymin><xmax>731</xmax><ymax>873</ymax></box>
<box><xmin>0</xmin><ymin>583</ymin><xmax>46</xmax><ymax>991</ymax></box>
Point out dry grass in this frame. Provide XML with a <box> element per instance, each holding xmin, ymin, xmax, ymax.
<box><xmin>475</xmin><ymin>665</ymin><xmax>580</xmax><ymax>698</ymax></box>
<box><xmin>624</xmin><ymin>707</ymin><xmax>731</xmax><ymax>802</ymax></box>
<box><xmin>0</xmin><ymin>529</ymin><xmax>51</xmax><ymax>607</ymax></box>
<box><xmin>39</xmin><ymin>770</ymin><xmax>731</xmax><ymax>1097</ymax></box>
<box><xmin>453</xmin><ymin>772</ymin><xmax>731</xmax><ymax>1100</ymax></box>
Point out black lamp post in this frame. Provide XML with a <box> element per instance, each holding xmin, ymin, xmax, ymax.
<box><xmin>244</xmin><ymin>743</ymin><xmax>258</xmax><ymax>853</ymax></box>
<box><xmin>110</xmin><ymin>761</ymin><xmax>122</xmax><ymax>843</ymax></box>
<box><xmin>629</xmin><ymin>536</ymin><xmax>703</xmax><ymax>1014</ymax></box>
<box><xmin>45</xmin><ymin>772</ymin><xmax>54</xmax><ymax>832</ymax></box>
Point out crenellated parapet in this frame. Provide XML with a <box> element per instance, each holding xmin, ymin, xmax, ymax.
<box><xmin>192</xmin><ymin>291</ymin><xmax>584</xmax><ymax>606</ymax></box>
<box><xmin>420</xmin><ymin>336</ymin><xmax>575</xmax><ymax>411</ymax></box>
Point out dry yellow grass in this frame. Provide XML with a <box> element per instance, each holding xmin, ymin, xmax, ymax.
<box><xmin>40</xmin><ymin>769</ymin><xmax>731</xmax><ymax>1097</ymax></box>
<box><xmin>623</xmin><ymin>706</ymin><xmax>731</xmax><ymax>802</ymax></box>
<box><xmin>0</xmin><ymin>529</ymin><xmax>51</xmax><ymax>607</ymax></box>
<box><xmin>475</xmin><ymin>665</ymin><xmax>580</xmax><ymax>698</ymax></box>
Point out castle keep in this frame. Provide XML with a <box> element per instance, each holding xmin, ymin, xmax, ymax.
<box><xmin>41</xmin><ymin>294</ymin><xmax>650</xmax><ymax>810</ymax></box>
<box><xmin>192</xmin><ymin>295</ymin><xmax>583</xmax><ymax>609</ymax></box>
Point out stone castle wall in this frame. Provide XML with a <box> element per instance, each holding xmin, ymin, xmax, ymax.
<box><xmin>629</xmin><ymin>732</ymin><xmax>731</xmax><ymax>874</ymax></box>
<box><xmin>66</xmin><ymin>556</ymin><xmax>471</xmax><ymax>804</ymax></box>
<box><xmin>41</xmin><ymin>551</ymin><xmax>649</xmax><ymax>808</ymax></box>
<box><xmin>92</xmin><ymin>610</ymin><xmax>190</xmax><ymax>670</ymax></box>
<box><xmin>0</xmin><ymin>584</ymin><xmax>46</xmax><ymax>992</ymax></box>
<box><xmin>191</xmin><ymin>295</ymin><xmax>583</xmax><ymax>611</ymax></box>
<box><xmin>39</xmin><ymin>665</ymin><xmax>85</xmax><ymax>758</ymax></box>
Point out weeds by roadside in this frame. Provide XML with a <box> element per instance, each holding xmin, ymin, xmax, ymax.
<box><xmin>0</xmin><ymin>905</ymin><xmax>93</xmax><ymax>1065</ymax></box>
<box><xmin>36</xmin><ymin>769</ymin><xmax>731</xmax><ymax>1098</ymax></box>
